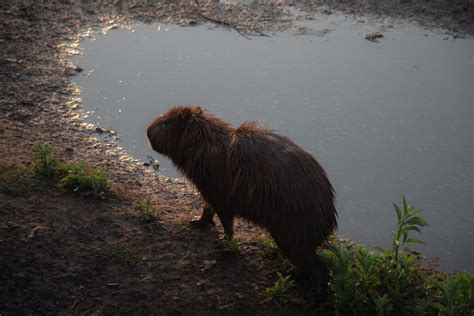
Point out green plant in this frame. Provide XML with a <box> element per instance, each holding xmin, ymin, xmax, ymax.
<box><xmin>323</xmin><ymin>243</ymin><xmax>360</xmax><ymax>314</ymax></box>
<box><xmin>137</xmin><ymin>199</ymin><xmax>156</xmax><ymax>222</ymax></box>
<box><xmin>432</xmin><ymin>273</ymin><xmax>474</xmax><ymax>316</ymax></box>
<box><xmin>1</xmin><ymin>144</ymin><xmax>110</xmax><ymax>199</ymax></box>
<box><xmin>410</xmin><ymin>297</ymin><xmax>434</xmax><ymax>316</ymax></box>
<box><xmin>319</xmin><ymin>198</ymin><xmax>474</xmax><ymax>315</ymax></box>
<box><xmin>266</xmin><ymin>272</ymin><xmax>296</xmax><ymax>308</ymax></box>
<box><xmin>391</xmin><ymin>197</ymin><xmax>428</xmax><ymax>261</ymax></box>
<box><xmin>0</xmin><ymin>163</ymin><xmax>39</xmax><ymax>196</ymax></box>
<box><xmin>258</xmin><ymin>235</ymin><xmax>278</xmax><ymax>256</ymax></box>
<box><xmin>323</xmin><ymin>245</ymin><xmax>423</xmax><ymax>315</ymax></box>
<box><xmin>275</xmin><ymin>256</ymin><xmax>294</xmax><ymax>275</ymax></box>
<box><xmin>320</xmin><ymin>198</ymin><xmax>437</xmax><ymax>315</ymax></box>
<box><xmin>33</xmin><ymin>144</ymin><xmax>58</xmax><ymax>178</ymax></box>
<box><xmin>221</xmin><ymin>237</ymin><xmax>243</xmax><ymax>254</ymax></box>
<box><xmin>60</xmin><ymin>162</ymin><xmax>109</xmax><ymax>199</ymax></box>
<box><xmin>32</xmin><ymin>143</ymin><xmax>110</xmax><ymax>198</ymax></box>
<box><xmin>98</xmin><ymin>244</ymin><xmax>139</xmax><ymax>266</ymax></box>
<box><xmin>373</xmin><ymin>293</ymin><xmax>393</xmax><ymax>316</ymax></box>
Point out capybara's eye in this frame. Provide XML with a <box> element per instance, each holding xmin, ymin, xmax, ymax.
<box><xmin>162</xmin><ymin>118</ymin><xmax>172</xmax><ymax>126</ymax></box>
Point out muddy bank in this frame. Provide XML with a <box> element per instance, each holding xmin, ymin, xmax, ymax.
<box><xmin>0</xmin><ymin>0</ymin><xmax>472</xmax><ymax>314</ymax></box>
<box><xmin>1</xmin><ymin>0</ymin><xmax>471</xmax><ymax>175</ymax></box>
<box><xmin>299</xmin><ymin>0</ymin><xmax>472</xmax><ymax>37</ymax></box>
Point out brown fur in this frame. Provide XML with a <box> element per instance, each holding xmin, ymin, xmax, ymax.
<box><xmin>147</xmin><ymin>106</ymin><xmax>337</xmax><ymax>278</ymax></box>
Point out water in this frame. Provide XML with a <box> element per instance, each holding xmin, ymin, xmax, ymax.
<box><xmin>71</xmin><ymin>16</ymin><xmax>473</xmax><ymax>271</ymax></box>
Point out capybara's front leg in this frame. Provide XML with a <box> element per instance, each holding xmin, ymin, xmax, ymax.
<box><xmin>190</xmin><ymin>204</ymin><xmax>215</xmax><ymax>228</ymax></box>
<box><xmin>216</xmin><ymin>211</ymin><xmax>234</xmax><ymax>240</ymax></box>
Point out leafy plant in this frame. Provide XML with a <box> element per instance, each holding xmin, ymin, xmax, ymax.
<box><xmin>33</xmin><ymin>144</ymin><xmax>58</xmax><ymax>178</ymax></box>
<box><xmin>60</xmin><ymin>162</ymin><xmax>109</xmax><ymax>199</ymax></box>
<box><xmin>137</xmin><ymin>199</ymin><xmax>156</xmax><ymax>222</ymax></box>
<box><xmin>319</xmin><ymin>198</ymin><xmax>462</xmax><ymax>315</ymax></box>
<box><xmin>432</xmin><ymin>273</ymin><xmax>474</xmax><ymax>316</ymax></box>
<box><xmin>30</xmin><ymin>144</ymin><xmax>111</xmax><ymax>198</ymax></box>
<box><xmin>391</xmin><ymin>197</ymin><xmax>428</xmax><ymax>261</ymax></box>
<box><xmin>258</xmin><ymin>235</ymin><xmax>278</xmax><ymax>256</ymax></box>
<box><xmin>373</xmin><ymin>293</ymin><xmax>393</xmax><ymax>316</ymax></box>
<box><xmin>323</xmin><ymin>243</ymin><xmax>360</xmax><ymax>314</ymax></box>
<box><xmin>221</xmin><ymin>237</ymin><xmax>243</xmax><ymax>254</ymax></box>
<box><xmin>275</xmin><ymin>256</ymin><xmax>294</xmax><ymax>275</ymax></box>
<box><xmin>266</xmin><ymin>272</ymin><xmax>296</xmax><ymax>308</ymax></box>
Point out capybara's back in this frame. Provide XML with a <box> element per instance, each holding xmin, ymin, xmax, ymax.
<box><xmin>147</xmin><ymin>106</ymin><xmax>337</xmax><ymax>281</ymax></box>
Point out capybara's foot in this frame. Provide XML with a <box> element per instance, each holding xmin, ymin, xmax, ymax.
<box><xmin>291</xmin><ymin>268</ymin><xmax>328</xmax><ymax>297</ymax></box>
<box><xmin>190</xmin><ymin>216</ymin><xmax>215</xmax><ymax>229</ymax></box>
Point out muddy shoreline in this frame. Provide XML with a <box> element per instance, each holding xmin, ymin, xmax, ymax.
<box><xmin>1</xmin><ymin>0</ymin><xmax>472</xmax><ymax>314</ymax></box>
<box><xmin>1</xmin><ymin>0</ymin><xmax>471</xmax><ymax>176</ymax></box>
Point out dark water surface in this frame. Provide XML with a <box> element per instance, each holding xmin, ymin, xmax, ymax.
<box><xmin>72</xmin><ymin>17</ymin><xmax>473</xmax><ymax>271</ymax></box>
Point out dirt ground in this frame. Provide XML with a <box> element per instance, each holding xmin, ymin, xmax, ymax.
<box><xmin>0</xmin><ymin>0</ymin><xmax>472</xmax><ymax>314</ymax></box>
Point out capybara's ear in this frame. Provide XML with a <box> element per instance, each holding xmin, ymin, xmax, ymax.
<box><xmin>177</xmin><ymin>108</ymin><xmax>192</xmax><ymax>126</ymax></box>
<box><xmin>194</xmin><ymin>106</ymin><xmax>203</xmax><ymax>115</ymax></box>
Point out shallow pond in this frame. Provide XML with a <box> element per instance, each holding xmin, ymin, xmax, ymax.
<box><xmin>72</xmin><ymin>14</ymin><xmax>473</xmax><ymax>271</ymax></box>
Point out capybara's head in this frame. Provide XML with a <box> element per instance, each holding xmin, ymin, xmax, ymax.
<box><xmin>147</xmin><ymin>106</ymin><xmax>206</xmax><ymax>158</ymax></box>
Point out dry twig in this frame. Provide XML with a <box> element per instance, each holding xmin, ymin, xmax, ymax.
<box><xmin>193</xmin><ymin>0</ymin><xmax>269</xmax><ymax>39</ymax></box>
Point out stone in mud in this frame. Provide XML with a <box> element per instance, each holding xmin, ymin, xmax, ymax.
<box><xmin>364</xmin><ymin>31</ymin><xmax>384</xmax><ymax>42</ymax></box>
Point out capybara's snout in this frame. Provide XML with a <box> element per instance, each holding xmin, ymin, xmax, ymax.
<box><xmin>146</xmin><ymin>122</ymin><xmax>154</xmax><ymax>141</ymax></box>
<box><xmin>147</xmin><ymin>118</ymin><xmax>160</xmax><ymax>151</ymax></box>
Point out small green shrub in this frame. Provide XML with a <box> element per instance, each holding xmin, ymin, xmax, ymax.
<box><xmin>137</xmin><ymin>199</ymin><xmax>156</xmax><ymax>222</ymax></box>
<box><xmin>31</xmin><ymin>144</ymin><xmax>111</xmax><ymax>198</ymax></box>
<box><xmin>221</xmin><ymin>237</ymin><xmax>243</xmax><ymax>254</ymax></box>
<box><xmin>432</xmin><ymin>272</ymin><xmax>474</xmax><ymax>316</ymax></box>
<box><xmin>266</xmin><ymin>272</ymin><xmax>296</xmax><ymax>308</ymax></box>
<box><xmin>33</xmin><ymin>144</ymin><xmax>58</xmax><ymax>178</ymax></box>
<box><xmin>98</xmin><ymin>244</ymin><xmax>139</xmax><ymax>266</ymax></box>
<box><xmin>319</xmin><ymin>197</ymin><xmax>474</xmax><ymax>315</ymax></box>
<box><xmin>0</xmin><ymin>163</ymin><xmax>39</xmax><ymax>196</ymax></box>
<box><xmin>275</xmin><ymin>256</ymin><xmax>294</xmax><ymax>275</ymax></box>
<box><xmin>60</xmin><ymin>162</ymin><xmax>109</xmax><ymax>199</ymax></box>
<box><xmin>259</xmin><ymin>235</ymin><xmax>279</xmax><ymax>256</ymax></box>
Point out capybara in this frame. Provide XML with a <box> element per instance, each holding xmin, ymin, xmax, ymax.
<box><xmin>147</xmin><ymin>106</ymin><xmax>337</xmax><ymax>282</ymax></box>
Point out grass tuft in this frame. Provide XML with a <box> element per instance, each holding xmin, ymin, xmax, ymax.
<box><xmin>137</xmin><ymin>199</ymin><xmax>157</xmax><ymax>222</ymax></box>
<box><xmin>266</xmin><ymin>272</ymin><xmax>296</xmax><ymax>308</ymax></box>
<box><xmin>59</xmin><ymin>161</ymin><xmax>109</xmax><ymax>199</ymax></box>
<box><xmin>31</xmin><ymin>144</ymin><xmax>111</xmax><ymax>198</ymax></box>
<box><xmin>221</xmin><ymin>237</ymin><xmax>243</xmax><ymax>254</ymax></box>
<box><xmin>258</xmin><ymin>235</ymin><xmax>279</xmax><ymax>256</ymax></box>
<box><xmin>33</xmin><ymin>144</ymin><xmax>58</xmax><ymax>178</ymax></box>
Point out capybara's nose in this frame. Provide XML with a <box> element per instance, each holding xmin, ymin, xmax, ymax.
<box><xmin>147</xmin><ymin>123</ymin><xmax>155</xmax><ymax>141</ymax></box>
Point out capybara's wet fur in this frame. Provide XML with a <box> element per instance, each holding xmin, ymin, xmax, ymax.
<box><xmin>147</xmin><ymin>106</ymin><xmax>337</xmax><ymax>285</ymax></box>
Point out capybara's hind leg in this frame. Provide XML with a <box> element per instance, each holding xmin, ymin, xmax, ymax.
<box><xmin>276</xmin><ymin>239</ymin><xmax>329</xmax><ymax>292</ymax></box>
<box><xmin>312</xmin><ymin>253</ymin><xmax>329</xmax><ymax>295</ymax></box>
<box><xmin>297</xmin><ymin>246</ymin><xmax>329</xmax><ymax>295</ymax></box>
<box><xmin>190</xmin><ymin>205</ymin><xmax>215</xmax><ymax>228</ymax></box>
